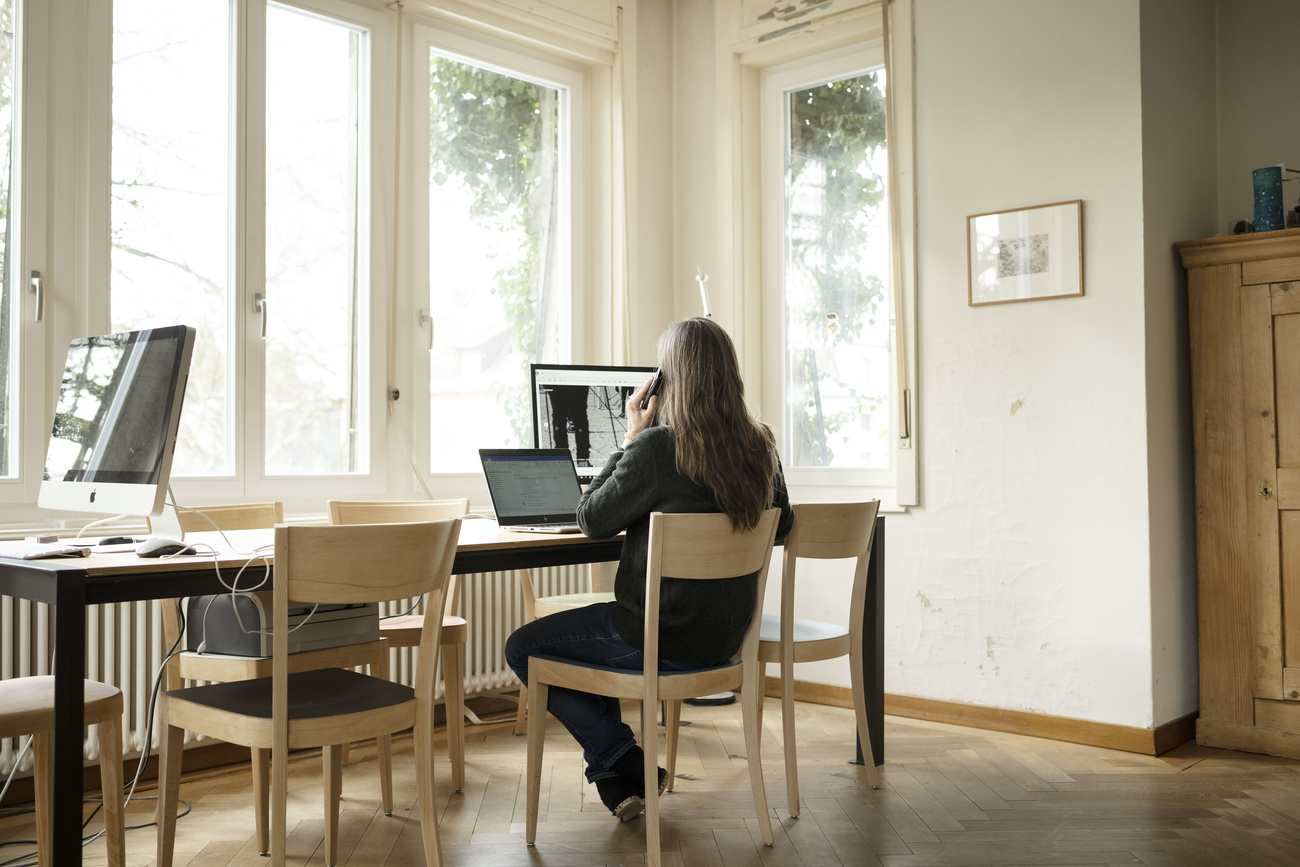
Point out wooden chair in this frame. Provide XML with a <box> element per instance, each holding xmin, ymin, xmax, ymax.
<box><xmin>326</xmin><ymin>499</ymin><xmax>470</xmax><ymax>791</ymax></box>
<box><xmin>525</xmin><ymin>509</ymin><xmax>780</xmax><ymax>867</ymax></box>
<box><xmin>512</xmin><ymin>563</ymin><xmax>613</xmax><ymax>734</ymax></box>
<box><xmin>0</xmin><ymin>677</ymin><xmax>125</xmax><ymax>867</ymax></box>
<box><xmin>155</xmin><ymin>518</ymin><xmax>461</xmax><ymax>867</ymax></box>
<box><xmin>153</xmin><ymin>502</ymin><xmax>397</xmax><ymax>854</ymax></box>
<box><xmin>756</xmin><ymin>500</ymin><xmax>881</xmax><ymax>817</ymax></box>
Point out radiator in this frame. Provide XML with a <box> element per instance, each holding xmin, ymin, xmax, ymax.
<box><xmin>0</xmin><ymin>565</ymin><xmax>588</xmax><ymax>778</ymax></box>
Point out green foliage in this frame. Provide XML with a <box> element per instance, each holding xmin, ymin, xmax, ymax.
<box><xmin>788</xmin><ymin>71</ymin><xmax>887</xmax><ymax>344</ymax></box>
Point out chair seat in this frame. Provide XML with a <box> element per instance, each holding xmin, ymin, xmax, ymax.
<box><xmin>533</xmin><ymin>653</ymin><xmax>740</xmax><ymax>677</ymax></box>
<box><xmin>758</xmin><ymin>612</ymin><xmax>848</xmax><ymax>644</ymax></box>
<box><xmin>534</xmin><ymin>592</ymin><xmax>612</xmax><ymax>617</ymax></box>
<box><xmin>0</xmin><ymin>676</ymin><xmax>122</xmax><ymax>737</ymax></box>
<box><xmin>381</xmin><ymin>613</ymin><xmax>467</xmax><ymax>647</ymax></box>
<box><xmin>165</xmin><ymin>667</ymin><xmax>413</xmax><ymax>720</ymax></box>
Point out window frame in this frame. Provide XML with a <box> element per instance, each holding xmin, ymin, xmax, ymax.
<box><xmin>760</xmin><ymin>43</ymin><xmax>897</xmax><ymax>491</ymax></box>
<box><xmin>83</xmin><ymin>0</ymin><xmax>396</xmax><ymax>513</ymax></box>
<box><xmin>406</xmin><ymin>18</ymin><xmax>590</xmax><ymax>491</ymax></box>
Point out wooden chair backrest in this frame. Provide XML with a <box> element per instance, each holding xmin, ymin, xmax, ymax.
<box><xmin>326</xmin><ymin>499</ymin><xmax>471</xmax><ymax>616</ymax></box>
<box><xmin>326</xmin><ymin>499</ymin><xmax>469</xmax><ymax>524</ymax></box>
<box><xmin>641</xmin><ymin>509</ymin><xmax>781</xmax><ymax>669</ymax></box>
<box><xmin>274</xmin><ymin>520</ymin><xmax>461</xmax><ymax>607</ymax></box>
<box><xmin>779</xmin><ymin>500</ymin><xmax>881</xmax><ymax>645</ymax></box>
<box><xmin>149</xmin><ymin>502</ymin><xmax>284</xmax><ymax>534</ymax></box>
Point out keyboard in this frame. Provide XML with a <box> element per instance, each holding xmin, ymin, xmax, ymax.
<box><xmin>0</xmin><ymin>540</ymin><xmax>93</xmax><ymax>560</ymax></box>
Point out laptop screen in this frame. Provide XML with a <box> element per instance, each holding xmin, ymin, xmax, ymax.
<box><xmin>479</xmin><ymin>449</ymin><xmax>583</xmax><ymax>525</ymax></box>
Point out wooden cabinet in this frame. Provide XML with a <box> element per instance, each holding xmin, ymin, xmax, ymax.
<box><xmin>1179</xmin><ymin>228</ymin><xmax>1300</xmax><ymax>759</ymax></box>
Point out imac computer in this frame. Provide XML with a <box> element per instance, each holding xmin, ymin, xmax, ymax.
<box><xmin>38</xmin><ymin>325</ymin><xmax>196</xmax><ymax>526</ymax></box>
<box><xmin>530</xmin><ymin>363</ymin><xmax>656</xmax><ymax>483</ymax></box>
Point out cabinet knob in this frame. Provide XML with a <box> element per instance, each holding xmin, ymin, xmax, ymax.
<box><xmin>1259</xmin><ymin>483</ymin><xmax>1274</xmax><ymax>500</ymax></box>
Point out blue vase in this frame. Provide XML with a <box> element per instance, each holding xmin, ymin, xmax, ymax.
<box><xmin>1254</xmin><ymin>166</ymin><xmax>1284</xmax><ymax>232</ymax></box>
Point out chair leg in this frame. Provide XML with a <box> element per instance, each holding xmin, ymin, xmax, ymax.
<box><xmin>323</xmin><ymin>744</ymin><xmax>343</xmax><ymax>867</ymax></box>
<box><xmin>32</xmin><ymin>733</ymin><xmax>51</xmax><ymax>867</ymax></box>
<box><xmin>98</xmin><ymin>716</ymin><xmax>126</xmax><ymax>867</ymax></box>
<box><xmin>271</xmin><ymin>737</ymin><xmax>290</xmax><ymax>867</ymax></box>
<box><xmin>378</xmin><ymin>734</ymin><xmax>395</xmax><ymax>815</ymax></box>
<box><xmin>742</xmin><ymin>668</ymin><xmax>774</xmax><ymax>846</ymax></box>
<box><xmin>252</xmin><ymin>747</ymin><xmax>271</xmax><ymax>854</ymax></box>
<box><xmin>781</xmin><ymin>652</ymin><xmax>801</xmax><ymax>817</ymax></box>
<box><xmin>414</xmin><ymin>707</ymin><xmax>443</xmax><ymax>867</ymax></box>
<box><xmin>443</xmin><ymin>639</ymin><xmax>466</xmax><ymax>792</ymax></box>
<box><xmin>663</xmin><ymin>699</ymin><xmax>681</xmax><ymax>792</ymax></box>
<box><xmin>848</xmin><ymin>632</ymin><xmax>880</xmax><ymax>788</ymax></box>
<box><xmin>340</xmin><ymin>741</ymin><xmax>350</xmax><ymax>766</ymax></box>
<box><xmin>641</xmin><ymin>696</ymin><xmax>662</xmax><ymax>867</ymax></box>
<box><xmin>514</xmin><ymin>684</ymin><xmax>529</xmax><ymax>736</ymax></box>
<box><xmin>524</xmin><ymin>678</ymin><xmax>548</xmax><ymax>845</ymax></box>
<box><xmin>154</xmin><ymin>704</ymin><xmax>185</xmax><ymax>867</ymax></box>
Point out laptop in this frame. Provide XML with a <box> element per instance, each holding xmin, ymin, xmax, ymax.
<box><xmin>479</xmin><ymin>448</ymin><xmax>584</xmax><ymax>533</ymax></box>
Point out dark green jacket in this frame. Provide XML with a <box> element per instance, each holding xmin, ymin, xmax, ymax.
<box><xmin>577</xmin><ymin>425</ymin><xmax>794</xmax><ymax>665</ymax></box>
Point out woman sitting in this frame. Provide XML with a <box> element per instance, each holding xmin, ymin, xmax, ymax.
<box><xmin>505</xmin><ymin>317</ymin><xmax>793</xmax><ymax>820</ymax></box>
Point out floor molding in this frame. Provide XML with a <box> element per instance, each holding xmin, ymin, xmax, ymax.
<box><xmin>763</xmin><ymin>676</ymin><xmax>1197</xmax><ymax>756</ymax></box>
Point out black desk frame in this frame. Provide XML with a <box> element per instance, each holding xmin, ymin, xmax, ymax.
<box><xmin>0</xmin><ymin>519</ymin><xmax>882</xmax><ymax>864</ymax></box>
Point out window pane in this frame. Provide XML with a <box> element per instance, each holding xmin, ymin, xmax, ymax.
<box><xmin>0</xmin><ymin>0</ymin><xmax>16</xmax><ymax>479</ymax></box>
<box><xmin>264</xmin><ymin>5</ymin><xmax>369</xmax><ymax>475</ymax></box>
<box><xmin>783</xmin><ymin>70</ymin><xmax>891</xmax><ymax>470</ymax></box>
<box><xmin>111</xmin><ymin>0</ymin><xmax>231</xmax><ymax>476</ymax></box>
<box><xmin>427</xmin><ymin>53</ymin><xmax>565</xmax><ymax>472</ymax></box>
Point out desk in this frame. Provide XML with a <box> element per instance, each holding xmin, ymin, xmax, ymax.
<box><xmin>0</xmin><ymin>515</ymin><xmax>882</xmax><ymax>864</ymax></box>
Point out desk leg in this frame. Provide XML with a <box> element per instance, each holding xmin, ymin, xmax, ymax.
<box><xmin>854</xmin><ymin>515</ymin><xmax>884</xmax><ymax>768</ymax></box>
<box><xmin>54</xmin><ymin>577</ymin><xmax>87</xmax><ymax>865</ymax></box>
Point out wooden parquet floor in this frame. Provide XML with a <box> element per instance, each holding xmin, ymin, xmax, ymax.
<box><xmin>5</xmin><ymin>699</ymin><xmax>1300</xmax><ymax>866</ymax></box>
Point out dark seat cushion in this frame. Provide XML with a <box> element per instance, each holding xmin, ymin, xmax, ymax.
<box><xmin>165</xmin><ymin>668</ymin><xmax>413</xmax><ymax>720</ymax></box>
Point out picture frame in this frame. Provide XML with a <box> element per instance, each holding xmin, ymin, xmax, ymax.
<box><xmin>967</xmin><ymin>200</ymin><xmax>1083</xmax><ymax>306</ymax></box>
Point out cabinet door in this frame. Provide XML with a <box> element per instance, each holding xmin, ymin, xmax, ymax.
<box><xmin>1272</xmin><ymin>285</ymin><xmax>1300</xmax><ymax>700</ymax></box>
<box><xmin>1249</xmin><ymin>281</ymin><xmax>1300</xmax><ymax>701</ymax></box>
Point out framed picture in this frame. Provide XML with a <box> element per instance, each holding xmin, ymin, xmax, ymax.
<box><xmin>967</xmin><ymin>200</ymin><xmax>1083</xmax><ymax>306</ymax></box>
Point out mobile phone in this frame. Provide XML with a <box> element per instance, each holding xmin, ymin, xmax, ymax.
<box><xmin>639</xmin><ymin>368</ymin><xmax>662</xmax><ymax>410</ymax></box>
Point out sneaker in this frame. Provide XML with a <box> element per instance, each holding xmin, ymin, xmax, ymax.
<box><xmin>595</xmin><ymin>776</ymin><xmax>644</xmax><ymax>822</ymax></box>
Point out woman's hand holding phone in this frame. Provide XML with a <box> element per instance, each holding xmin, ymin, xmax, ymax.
<box><xmin>625</xmin><ymin>370</ymin><xmax>661</xmax><ymax>443</ymax></box>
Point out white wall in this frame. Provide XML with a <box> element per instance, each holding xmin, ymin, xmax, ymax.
<box><xmin>888</xmin><ymin>0</ymin><xmax>1162</xmax><ymax>729</ymax></box>
<box><xmin>1139</xmin><ymin>0</ymin><xmax>1214</xmax><ymax>728</ymax></box>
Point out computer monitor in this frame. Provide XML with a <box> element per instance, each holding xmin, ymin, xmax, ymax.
<box><xmin>530</xmin><ymin>363</ymin><xmax>656</xmax><ymax>483</ymax></box>
<box><xmin>38</xmin><ymin>325</ymin><xmax>196</xmax><ymax>519</ymax></box>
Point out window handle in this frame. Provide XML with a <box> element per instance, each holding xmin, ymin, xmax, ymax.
<box><xmin>420</xmin><ymin>309</ymin><xmax>433</xmax><ymax>350</ymax></box>
<box><xmin>29</xmin><ymin>270</ymin><xmax>43</xmax><ymax>322</ymax></box>
<box><xmin>254</xmin><ymin>292</ymin><xmax>268</xmax><ymax>338</ymax></box>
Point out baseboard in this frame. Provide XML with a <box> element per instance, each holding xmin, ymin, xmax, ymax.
<box><xmin>763</xmin><ymin>677</ymin><xmax>1198</xmax><ymax>756</ymax></box>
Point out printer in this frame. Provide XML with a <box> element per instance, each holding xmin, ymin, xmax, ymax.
<box><xmin>185</xmin><ymin>592</ymin><xmax>381</xmax><ymax>657</ymax></box>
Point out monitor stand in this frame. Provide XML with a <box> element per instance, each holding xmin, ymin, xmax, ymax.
<box><xmin>149</xmin><ymin>501</ymin><xmax>186</xmax><ymax>541</ymax></box>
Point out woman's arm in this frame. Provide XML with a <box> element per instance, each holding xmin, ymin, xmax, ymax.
<box><xmin>577</xmin><ymin>429</ymin><xmax>667</xmax><ymax>539</ymax></box>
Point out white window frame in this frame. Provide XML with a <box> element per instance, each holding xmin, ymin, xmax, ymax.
<box><xmin>0</xmin><ymin>0</ymin><xmax>51</xmax><ymax>521</ymax></box>
<box><xmin>760</xmin><ymin>43</ymin><xmax>896</xmax><ymax>493</ymax></box>
<box><xmin>406</xmin><ymin>18</ymin><xmax>590</xmax><ymax>495</ymax></box>
<box><xmin>729</xmin><ymin>0</ymin><xmax>918</xmax><ymax>510</ymax></box>
<box><xmin>77</xmin><ymin>0</ymin><xmax>396</xmax><ymax>515</ymax></box>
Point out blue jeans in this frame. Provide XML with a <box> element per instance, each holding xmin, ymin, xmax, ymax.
<box><xmin>505</xmin><ymin>601</ymin><xmax>705</xmax><ymax>783</ymax></box>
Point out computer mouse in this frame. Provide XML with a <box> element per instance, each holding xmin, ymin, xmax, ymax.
<box><xmin>136</xmin><ymin>536</ymin><xmax>195</xmax><ymax>558</ymax></box>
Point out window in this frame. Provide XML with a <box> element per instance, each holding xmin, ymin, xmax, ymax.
<box><xmin>0</xmin><ymin>0</ymin><xmax>18</xmax><ymax>481</ymax></box>
<box><xmin>412</xmin><ymin>24</ymin><xmax>580</xmax><ymax>476</ymax></box>
<box><xmin>763</xmin><ymin>45</ymin><xmax>896</xmax><ymax>488</ymax></box>
<box><xmin>108</xmin><ymin>0</ymin><xmax>383</xmax><ymax>496</ymax></box>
